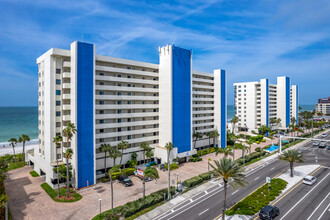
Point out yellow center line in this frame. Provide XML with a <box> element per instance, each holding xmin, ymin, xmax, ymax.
<box><xmin>213</xmin><ymin>170</ymin><xmax>286</xmax><ymax>220</ymax></box>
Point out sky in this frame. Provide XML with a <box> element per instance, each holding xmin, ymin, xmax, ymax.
<box><xmin>0</xmin><ymin>0</ymin><xmax>329</xmax><ymax>106</ymax></box>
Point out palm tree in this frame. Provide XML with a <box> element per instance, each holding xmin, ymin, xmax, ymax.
<box><xmin>206</xmin><ymin>132</ymin><xmax>212</xmax><ymax>148</ymax></box>
<box><xmin>210</xmin><ymin>158</ymin><xmax>248</xmax><ymax>220</ymax></box>
<box><xmin>62</xmin><ymin>122</ymin><xmax>77</xmax><ymax>198</ymax></box>
<box><xmin>118</xmin><ymin>141</ymin><xmax>129</xmax><ymax>166</ymax></box>
<box><xmin>270</xmin><ymin>118</ymin><xmax>277</xmax><ymax>130</ymax></box>
<box><xmin>146</xmin><ymin>148</ymin><xmax>154</xmax><ymax>163</ymax></box>
<box><xmin>165</xmin><ymin>142</ymin><xmax>174</xmax><ymax>200</ymax></box>
<box><xmin>215</xmin><ymin>147</ymin><xmax>233</xmax><ymax>158</ymax></box>
<box><xmin>231</xmin><ymin>116</ymin><xmax>239</xmax><ymax>135</ymax></box>
<box><xmin>18</xmin><ymin>134</ymin><xmax>30</xmax><ymax>166</ymax></box>
<box><xmin>246</xmin><ymin>140</ymin><xmax>253</xmax><ymax>154</ymax></box>
<box><xmin>237</xmin><ymin>143</ymin><xmax>249</xmax><ymax>165</ymax></box>
<box><xmin>109</xmin><ymin>145</ymin><xmax>122</xmax><ymax>167</ymax></box>
<box><xmin>231</xmin><ymin>135</ymin><xmax>237</xmax><ymax>161</ymax></box>
<box><xmin>99</xmin><ymin>144</ymin><xmax>111</xmax><ymax>176</ymax></box>
<box><xmin>108</xmin><ymin>169</ymin><xmax>115</xmax><ymax>216</ymax></box>
<box><xmin>140</xmin><ymin>142</ymin><xmax>151</xmax><ymax>164</ymax></box>
<box><xmin>8</xmin><ymin>138</ymin><xmax>18</xmax><ymax>163</ymax></box>
<box><xmin>279</xmin><ymin>150</ymin><xmax>304</xmax><ymax>177</ymax></box>
<box><xmin>212</xmin><ymin>129</ymin><xmax>220</xmax><ymax>148</ymax></box>
<box><xmin>64</xmin><ymin>148</ymin><xmax>73</xmax><ymax>198</ymax></box>
<box><xmin>53</xmin><ymin>135</ymin><xmax>62</xmax><ymax>198</ymax></box>
<box><xmin>142</xmin><ymin>167</ymin><xmax>159</xmax><ymax>199</ymax></box>
<box><xmin>276</xmin><ymin>118</ymin><xmax>282</xmax><ymax>128</ymax></box>
<box><xmin>193</xmin><ymin>132</ymin><xmax>202</xmax><ymax>149</ymax></box>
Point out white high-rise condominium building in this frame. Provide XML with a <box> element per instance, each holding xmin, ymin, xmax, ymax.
<box><xmin>233</xmin><ymin>76</ymin><xmax>298</xmax><ymax>132</ymax></box>
<box><xmin>32</xmin><ymin>41</ymin><xmax>227</xmax><ymax>189</ymax></box>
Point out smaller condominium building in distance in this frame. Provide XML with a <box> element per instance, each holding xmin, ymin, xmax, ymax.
<box><xmin>233</xmin><ymin>76</ymin><xmax>298</xmax><ymax>132</ymax></box>
<box><xmin>316</xmin><ymin>97</ymin><xmax>330</xmax><ymax>114</ymax></box>
<box><xmin>33</xmin><ymin>41</ymin><xmax>227</xmax><ymax>189</ymax></box>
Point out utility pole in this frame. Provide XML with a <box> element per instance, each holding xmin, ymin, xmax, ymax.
<box><xmin>279</xmin><ymin>135</ymin><xmax>282</xmax><ymax>154</ymax></box>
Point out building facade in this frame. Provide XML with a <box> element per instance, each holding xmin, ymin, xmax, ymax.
<box><xmin>316</xmin><ymin>97</ymin><xmax>330</xmax><ymax>114</ymax></box>
<box><xmin>233</xmin><ymin>76</ymin><xmax>298</xmax><ymax>132</ymax></box>
<box><xmin>33</xmin><ymin>41</ymin><xmax>227</xmax><ymax>189</ymax></box>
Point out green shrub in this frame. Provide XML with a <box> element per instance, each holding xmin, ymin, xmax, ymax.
<box><xmin>199</xmin><ymin>172</ymin><xmax>211</xmax><ymax>180</ymax></box>
<box><xmin>255</xmin><ymin>141</ymin><xmax>260</xmax><ymax>144</ymax></box>
<box><xmin>255</xmin><ymin>147</ymin><xmax>261</xmax><ymax>152</ymax></box>
<box><xmin>209</xmin><ymin>148</ymin><xmax>216</xmax><ymax>153</ymax></box>
<box><xmin>164</xmin><ymin>163</ymin><xmax>179</xmax><ymax>171</ymax></box>
<box><xmin>123</xmin><ymin>168</ymin><xmax>135</xmax><ymax>176</ymax></box>
<box><xmin>29</xmin><ymin>170</ymin><xmax>39</xmax><ymax>177</ymax></box>
<box><xmin>261</xmin><ymin>139</ymin><xmax>266</xmax><ymax>142</ymax></box>
<box><xmin>183</xmin><ymin>176</ymin><xmax>203</xmax><ymax>188</ymax></box>
<box><xmin>41</xmin><ymin>183</ymin><xmax>82</xmax><ymax>203</ymax></box>
<box><xmin>111</xmin><ymin>172</ymin><xmax>122</xmax><ymax>180</ymax></box>
<box><xmin>189</xmin><ymin>157</ymin><xmax>202</xmax><ymax>162</ymax></box>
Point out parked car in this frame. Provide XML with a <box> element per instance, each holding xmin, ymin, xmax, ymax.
<box><xmin>259</xmin><ymin>205</ymin><xmax>280</xmax><ymax>220</ymax></box>
<box><xmin>303</xmin><ymin>175</ymin><xmax>317</xmax><ymax>185</ymax></box>
<box><xmin>117</xmin><ymin>175</ymin><xmax>133</xmax><ymax>187</ymax></box>
<box><xmin>313</xmin><ymin>142</ymin><xmax>319</xmax><ymax>146</ymax></box>
<box><xmin>319</xmin><ymin>142</ymin><xmax>326</xmax><ymax>148</ymax></box>
<box><xmin>327</xmin><ymin>146</ymin><xmax>330</xmax><ymax>150</ymax></box>
<box><xmin>321</xmin><ymin>133</ymin><xmax>328</xmax><ymax>138</ymax></box>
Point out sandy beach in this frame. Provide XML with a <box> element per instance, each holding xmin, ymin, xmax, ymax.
<box><xmin>0</xmin><ymin>140</ymin><xmax>37</xmax><ymax>156</ymax></box>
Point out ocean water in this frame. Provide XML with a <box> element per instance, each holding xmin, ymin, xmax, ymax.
<box><xmin>0</xmin><ymin>105</ymin><xmax>315</xmax><ymax>143</ymax></box>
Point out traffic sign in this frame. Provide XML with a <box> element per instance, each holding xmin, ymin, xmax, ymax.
<box><xmin>266</xmin><ymin>177</ymin><xmax>271</xmax><ymax>183</ymax></box>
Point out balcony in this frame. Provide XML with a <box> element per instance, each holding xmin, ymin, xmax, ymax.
<box><xmin>63</xmin><ymin>72</ymin><xmax>71</xmax><ymax>78</ymax></box>
<box><xmin>63</xmin><ymin>105</ymin><xmax>71</xmax><ymax>110</ymax></box>
<box><xmin>62</xmin><ymin>94</ymin><xmax>70</xmax><ymax>100</ymax></box>
<box><xmin>62</xmin><ymin>83</ymin><xmax>71</xmax><ymax>89</ymax></box>
<box><xmin>63</xmin><ymin>115</ymin><xmax>71</xmax><ymax>121</ymax></box>
<box><xmin>63</xmin><ymin>61</ymin><xmax>71</xmax><ymax>68</ymax></box>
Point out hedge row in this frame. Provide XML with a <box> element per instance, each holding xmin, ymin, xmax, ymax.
<box><xmin>164</xmin><ymin>163</ymin><xmax>179</xmax><ymax>171</ymax></box>
<box><xmin>93</xmin><ymin>187</ymin><xmax>175</xmax><ymax>219</ymax></box>
<box><xmin>189</xmin><ymin>157</ymin><xmax>202</xmax><ymax>162</ymax></box>
<box><xmin>183</xmin><ymin>172</ymin><xmax>212</xmax><ymax>188</ymax></box>
<box><xmin>226</xmin><ymin>178</ymin><xmax>287</xmax><ymax>216</ymax></box>
<box><xmin>235</xmin><ymin>151</ymin><xmax>267</xmax><ymax>166</ymax></box>
<box><xmin>196</xmin><ymin>147</ymin><xmax>216</xmax><ymax>157</ymax></box>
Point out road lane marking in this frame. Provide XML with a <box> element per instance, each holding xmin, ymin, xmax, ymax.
<box><xmin>254</xmin><ymin>177</ymin><xmax>260</xmax><ymax>181</ymax></box>
<box><xmin>190</xmin><ymin>198</ymin><xmax>193</xmax><ymax>202</ymax></box>
<box><xmin>199</xmin><ymin>208</ymin><xmax>209</xmax><ymax>216</ymax></box>
<box><xmin>307</xmin><ymin>192</ymin><xmax>330</xmax><ymax>220</ymax></box>
<box><xmin>205</xmin><ymin>190</ymin><xmax>208</xmax><ymax>194</ymax></box>
<box><xmin>232</xmin><ymin>190</ymin><xmax>239</xmax><ymax>195</ymax></box>
<box><xmin>214</xmin><ymin>169</ymin><xmax>286</xmax><ymax>220</ymax></box>
<box><xmin>271</xmin><ymin>167</ymin><xmax>275</xmax><ymax>170</ymax></box>
<box><xmin>318</xmin><ymin>203</ymin><xmax>330</xmax><ymax>220</ymax></box>
<box><xmin>279</xmin><ymin>171</ymin><xmax>330</xmax><ymax>220</ymax></box>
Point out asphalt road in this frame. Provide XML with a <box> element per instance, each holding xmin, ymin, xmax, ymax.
<box><xmin>155</xmin><ymin>130</ymin><xmax>330</xmax><ymax>220</ymax></box>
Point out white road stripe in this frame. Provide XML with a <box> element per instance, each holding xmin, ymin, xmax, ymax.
<box><xmin>232</xmin><ymin>190</ymin><xmax>239</xmax><ymax>195</ymax></box>
<box><xmin>307</xmin><ymin>192</ymin><xmax>330</xmax><ymax>220</ymax></box>
<box><xmin>198</xmin><ymin>208</ymin><xmax>209</xmax><ymax>216</ymax></box>
<box><xmin>254</xmin><ymin>177</ymin><xmax>260</xmax><ymax>181</ymax></box>
<box><xmin>280</xmin><ymin>171</ymin><xmax>330</xmax><ymax>220</ymax></box>
<box><xmin>205</xmin><ymin>190</ymin><xmax>208</xmax><ymax>194</ymax></box>
<box><xmin>190</xmin><ymin>198</ymin><xmax>193</xmax><ymax>202</ymax></box>
<box><xmin>271</xmin><ymin>167</ymin><xmax>275</xmax><ymax>170</ymax></box>
<box><xmin>318</xmin><ymin>203</ymin><xmax>330</xmax><ymax>220</ymax></box>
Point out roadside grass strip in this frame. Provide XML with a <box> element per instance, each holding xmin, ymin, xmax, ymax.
<box><xmin>29</xmin><ymin>170</ymin><xmax>39</xmax><ymax>177</ymax></box>
<box><xmin>225</xmin><ymin>178</ymin><xmax>287</xmax><ymax>216</ymax></box>
<box><xmin>41</xmin><ymin>183</ymin><xmax>82</xmax><ymax>203</ymax></box>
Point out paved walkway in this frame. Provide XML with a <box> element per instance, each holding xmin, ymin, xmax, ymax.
<box><xmin>4</xmin><ymin>130</ymin><xmax>323</xmax><ymax>220</ymax></box>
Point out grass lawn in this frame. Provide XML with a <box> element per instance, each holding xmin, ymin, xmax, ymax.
<box><xmin>29</xmin><ymin>170</ymin><xmax>39</xmax><ymax>177</ymax></box>
<box><xmin>41</xmin><ymin>183</ymin><xmax>82</xmax><ymax>203</ymax></box>
<box><xmin>7</xmin><ymin>162</ymin><xmax>26</xmax><ymax>171</ymax></box>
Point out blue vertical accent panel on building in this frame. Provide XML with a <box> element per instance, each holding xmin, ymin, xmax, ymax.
<box><xmin>286</xmin><ymin>77</ymin><xmax>291</xmax><ymax>127</ymax></box>
<box><xmin>296</xmin><ymin>86</ymin><xmax>299</xmax><ymax>125</ymax></box>
<box><xmin>266</xmin><ymin>79</ymin><xmax>269</xmax><ymax>127</ymax></box>
<box><xmin>172</xmin><ymin>46</ymin><xmax>191</xmax><ymax>154</ymax></box>
<box><xmin>221</xmin><ymin>70</ymin><xmax>227</xmax><ymax>148</ymax></box>
<box><xmin>76</xmin><ymin>42</ymin><xmax>94</xmax><ymax>188</ymax></box>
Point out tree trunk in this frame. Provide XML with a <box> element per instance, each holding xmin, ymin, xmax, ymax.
<box><xmin>209</xmin><ymin>138</ymin><xmax>211</xmax><ymax>149</ymax></box>
<box><xmin>143</xmin><ymin>178</ymin><xmax>146</xmax><ymax>199</ymax></box>
<box><xmin>222</xmin><ymin>180</ymin><xmax>227</xmax><ymax>220</ymax></box>
<box><xmin>214</xmin><ymin>137</ymin><xmax>216</xmax><ymax>148</ymax></box>
<box><xmin>110</xmin><ymin>173</ymin><xmax>114</xmax><ymax>215</ymax></box>
<box><xmin>120</xmin><ymin>148</ymin><xmax>124</xmax><ymax>166</ymax></box>
<box><xmin>12</xmin><ymin>144</ymin><xmax>16</xmax><ymax>163</ymax></box>
<box><xmin>57</xmin><ymin>158</ymin><xmax>60</xmax><ymax>198</ymax></box>
<box><xmin>104</xmin><ymin>152</ymin><xmax>107</xmax><ymax>175</ymax></box>
<box><xmin>143</xmin><ymin>150</ymin><xmax>146</xmax><ymax>165</ymax></box>
<box><xmin>22</xmin><ymin>141</ymin><xmax>25</xmax><ymax>166</ymax></box>
<box><xmin>66</xmin><ymin>160</ymin><xmax>70</xmax><ymax>198</ymax></box>
<box><xmin>194</xmin><ymin>138</ymin><xmax>196</xmax><ymax>149</ymax></box>
<box><xmin>233</xmin><ymin>143</ymin><xmax>235</xmax><ymax>161</ymax></box>
<box><xmin>167</xmin><ymin>150</ymin><xmax>171</xmax><ymax>200</ymax></box>
<box><xmin>290</xmin><ymin>162</ymin><xmax>294</xmax><ymax>177</ymax></box>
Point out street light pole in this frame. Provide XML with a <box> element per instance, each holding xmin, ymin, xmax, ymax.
<box><xmin>176</xmin><ymin>173</ymin><xmax>179</xmax><ymax>191</ymax></box>
<box><xmin>279</xmin><ymin>135</ymin><xmax>282</xmax><ymax>154</ymax></box>
<box><xmin>99</xmin><ymin>198</ymin><xmax>102</xmax><ymax>216</ymax></box>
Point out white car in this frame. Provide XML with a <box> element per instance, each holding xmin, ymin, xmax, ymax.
<box><xmin>321</xmin><ymin>133</ymin><xmax>328</xmax><ymax>138</ymax></box>
<box><xmin>303</xmin><ymin>175</ymin><xmax>316</xmax><ymax>185</ymax></box>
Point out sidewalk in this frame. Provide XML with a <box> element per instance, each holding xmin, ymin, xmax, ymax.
<box><xmin>136</xmin><ymin>130</ymin><xmax>327</xmax><ymax>220</ymax></box>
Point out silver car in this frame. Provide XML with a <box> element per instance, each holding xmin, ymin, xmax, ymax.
<box><xmin>303</xmin><ymin>175</ymin><xmax>316</xmax><ymax>185</ymax></box>
<box><xmin>313</xmin><ymin>142</ymin><xmax>319</xmax><ymax>146</ymax></box>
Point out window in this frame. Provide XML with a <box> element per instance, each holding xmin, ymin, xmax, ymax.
<box><xmin>118</xmin><ymin>136</ymin><xmax>122</xmax><ymax>141</ymax></box>
<box><xmin>127</xmin><ymin>118</ymin><xmax>131</xmax><ymax>122</ymax></box>
<box><xmin>100</xmin><ymin>110</ymin><xmax>104</xmax><ymax>114</ymax></box>
<box><xmin>117</xmin><ymin>92</ymin><xmax>121</xmax><ymax>96</ymax></box>
<box><xmin>127</xmin><ymin>101</ymin><xmax>131</xmax><ymax>104</ymax></box>
<box><xmin>127</xmin><ymin>92</ymin><xmax>131</xmax><ymax>96</ymax></box>
<box><xmin>117</xmin><ymin>83</ymin><xmax>121</xmax><ymax>87</ymax></box>
<box><xmin>56</xmin><ymin>90</ymin><xmax>61</xmax><ymax>95</ymax></box>
<box><xmin>56</xmin><ymin>101</ymin><xmax>61</xmax><ymax>106</ymax></box>
<box><xmin>99</xmin><ymin>101</ymin><xmax>104</xmax><ymax>105</ymax></box>
<box><xmin>127</xmin><ymin>84</ymin><xmax>131</xmax><ymax>87</ymax></box>
<box><xmin>100</xmin><ymin>120</ymin><xmax>104</xmax><ymax>124</ymax></box>
<box><xmin>56</xmin><ymin>122</ymin><xmax>61</xmax><ymax>127</ymax></box>
<box><xmin>128</xmin><ymin>135</ymin><xmax>131</xmax><ymax>140</ymax></box>
<box><xmin>127</xmin><ymin>127</ymin><xmax>131</xmax><ymax>131</ymax></box>
<box><xmin>127</xmin><ymin>75</ymin><xmax>131</xmax><ymax>78</ymax></box>
<box><xmin>99</xmin><ymin>91</ymin><xmax>104</xmax><ymax>95</ymax></box>
<box><xmin>99</xmin><ymin>138</ymin><xmax>104</xmax><ymax>143</ymax></box>
<box><xmin>142</xmin><ymin>133</ymin><xmax>146</xmax><ymax>137</ymax></box>
<box><xmin>99</xmin><ymin>72</ymin><xmax>104</xmax><ymax>76</ymax></box>
<box><xmin>99</xmin><ymin>82</ymin><xmax>104</xmax><ymax>85</ymax></box>
<box><xmin>100</xmin><ymin>129</ymin><xmax>104</xmax><ymax>133</ymax></box>
<box><xmin>117</xmin><ymin>110</ymin><xmax>121</xmax><ymax>114</ymax></box>
<box><xmin>56</xmin><ymin>69</ymin><xmax>61</xmax><ymax>74</ymax></box>
<box><xmin>127</xmin><ymin>67</ymin><xmax>131</xmax><ymax>69</ymax></box>
<box><xmin>117</xmin><ymin>75</ymin><xmax>121</xmax><ymax>77</ymax></box>
<box><xmin>117</xmin><ymin>101</ymin><xmax>121</xmax><ymax>105</ymax></box>
<box><xmin>128</xmin><ymin>110</ymin><xmax>131</xmax><ymax>113</ymax></box>
<box><xmin>56</xmin><ymin>111</ymin><xmax>61</xmax><ymax>116</ymax></box>
<box><xmin>56</xmin><ymin>79</ymin><xmax>61</xmax><ymax>85</ymax></box>
<box><xmin>117</xmin><ymin>119</ymin><xmax>121</xmax><ymax>123</ymax></box>
<box><xmin>117</xmin><ymin>128</ymin><xmax>121</xmax><ymax>132</ymax></box>
<box><xmin>56</xmin><ymin>133</ymin><xmax>61</xmax><ymax>136</ymax></box>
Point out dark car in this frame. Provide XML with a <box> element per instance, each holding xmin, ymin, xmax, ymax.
<box><xmin>327</xmin><ymin>146</ymin><xmax>330</xmax><ymax>150</ymax></box>
<box><xmin>259</xmin><ymin>205</ymin><xmax>280</xmax><ymax>220</ymax></box>
<box><xmin>117</xmin><ymin>175</ymin><xmax>133</xmax><ymax>187</ymax></box>
<box><xmin>319</xmin><ymin>142</ymin><xmax>326</xmax><ymax>148</ymax></box>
